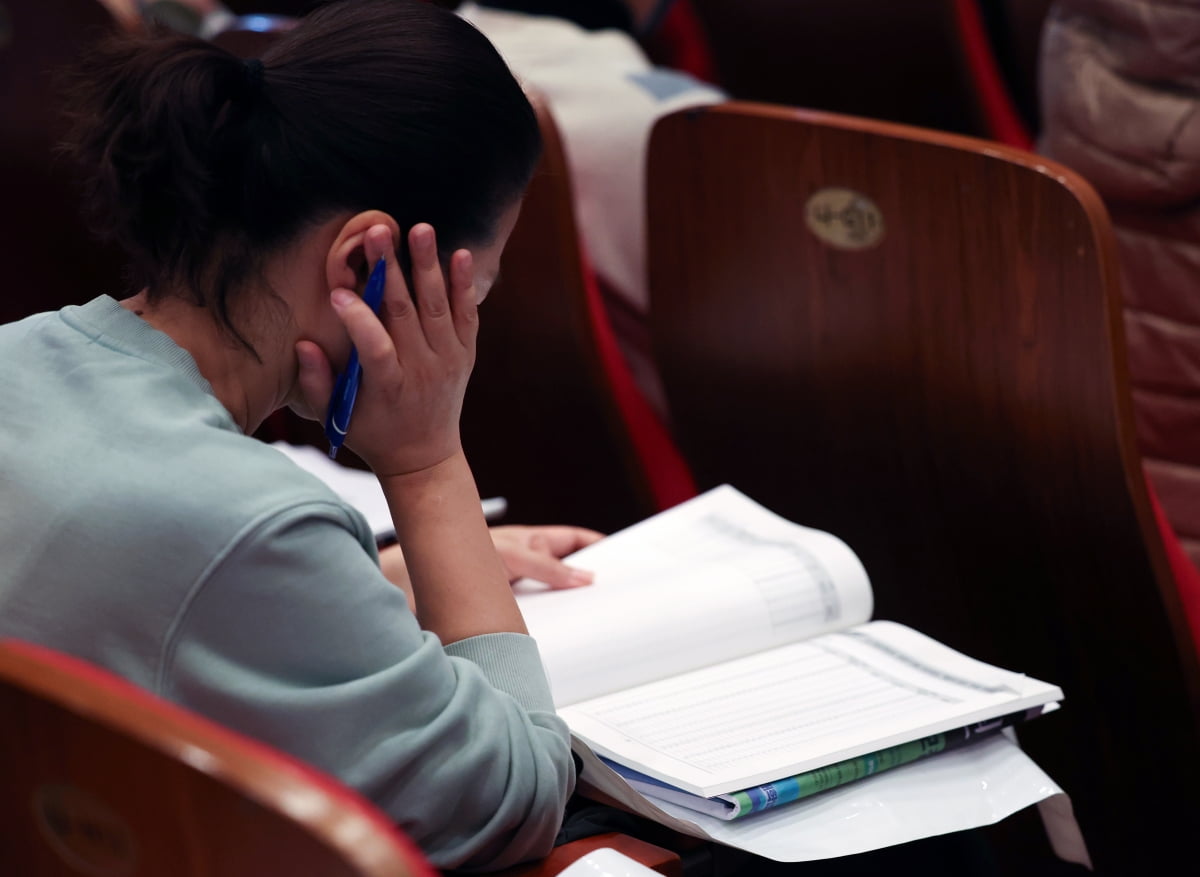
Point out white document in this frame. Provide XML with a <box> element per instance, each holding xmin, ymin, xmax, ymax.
<box><xmin>514</xmin><ymin>486</ymin><xmax>1061</xmax><ymax>796</ymax></box>
<box><xmin>514</xmin><ymin>484</ymin><xmax>874</xmax><ymax>707</ymax></box>
<box><xmin>269</xmin><ymin>442</ymin><xmax>507</xmax><ymax>539</ymax></box>
<box><xmin>512</xmin><ymin>485</ymin><xmax>1072</xmax><ymax>857</ymax></box>
<box><xmin>554</xmin><ymin>847</ymin><xmax>664</xmax><ymax>877</ymax></box>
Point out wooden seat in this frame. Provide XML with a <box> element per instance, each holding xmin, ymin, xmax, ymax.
<box><xmin>459</xmin><ymin>97</ymin><xmax>695</xmax><ymax>534</ymax></box>
<box><xmin>646</xmin><ymin>101</ymin><xmax>1200</xmax><ymax>874</ymax></box>
<box><xmin>0</xmin><ymin>638</ymin><xmax>682</xmax><ymax>877</ymax></box>
<box><xmin>0</xmin><ymin>638</ymin><xmax>435</xmax><ymax>877</ymax></box>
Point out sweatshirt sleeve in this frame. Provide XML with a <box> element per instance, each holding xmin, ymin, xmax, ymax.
<box><xmin>157</xmin><ymin>502</ymin><xmax>575</xmax><ymax>871</ymax></box>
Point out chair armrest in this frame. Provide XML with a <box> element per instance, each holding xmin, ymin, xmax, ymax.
<box><xmin>490</xmin><ymin>833</ymin><xmax>682</xmax><ymax>877</ymax></box>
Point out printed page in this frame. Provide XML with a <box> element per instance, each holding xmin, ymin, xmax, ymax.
<box><xmin>561</xmin><ymin>620</ymin><xmax>1063</xmax><ymax>796</ymax></box>
<box><xmin>514</xmin><ymin>486</ymin><xmax>873</xmax><ymax>706</ymax></box>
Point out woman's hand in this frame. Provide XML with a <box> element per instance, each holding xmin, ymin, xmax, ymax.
<box><xmin>292</xmin><ymin>220</ymin><xmax>540</xmax><ymax>642</ymax></box>
<box><xmin>296</xmin><ymin>222</ymin><xmax>477</xmax><ymax>477</ymax></box>
<box><xmin>378</xmin><ymin>526</ymin><xmax>603</xmax><ymax>613</ymax></box>
<box><xmin>490</xmin><ymin>525</ymin><xmax>604</xmax><ymax>588</ymax></box>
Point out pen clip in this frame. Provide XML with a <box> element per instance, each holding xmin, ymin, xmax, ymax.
<box><xmin>326</xmin><ymin>360</ymin><xmax>359</xmax><ymax>437</ymax></box>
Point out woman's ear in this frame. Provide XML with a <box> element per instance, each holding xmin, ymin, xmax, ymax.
<box><xmin>325</xmin><ymin>210</ymin><xmax>401</xmax><ymax>294</ymax></box>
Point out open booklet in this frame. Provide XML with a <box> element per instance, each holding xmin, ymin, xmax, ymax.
<box><xmin>265</xmin><ymin>458</ymin><xmax>1075</xmax><ymax>860</ymax></box>
<box><xmin>512</xmin><ymin>485</ymin><xmax>1064</xmax><ymax>836</ymax></box>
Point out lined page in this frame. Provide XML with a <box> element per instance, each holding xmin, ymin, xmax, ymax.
<box><xmin>514</xmin><ymin>486</ymin><xmax>872</xmax><ymax>706</ymax></box>
<box><xmin>561</xmin><ymin>620</ymin><xmax>1062</xmax><ymax>797</ymax></box>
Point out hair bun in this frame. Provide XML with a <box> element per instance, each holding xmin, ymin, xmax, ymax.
<box><xmin>236</xmin><ymin>58</ymin><xmax>266</xmax><ymax>103</ymax></box>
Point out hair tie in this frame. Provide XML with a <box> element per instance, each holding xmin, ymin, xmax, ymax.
<box><xmin>239</xmin><ymin>58</ymin><xmax>266</xmax><ymax>102</ymax></box>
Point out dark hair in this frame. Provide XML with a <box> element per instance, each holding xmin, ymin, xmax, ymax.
<box><xmin>62</xmin><ymin>0</ymin><xmax>541</xmax><ymax>351</ymax></box>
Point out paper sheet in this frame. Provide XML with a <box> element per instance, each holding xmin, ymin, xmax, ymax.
<box><xmin>515</xmin><ymin>485</ymin><xmax>874</xmax><ymax>707</ymax></box>
<box><xmin>574</xmin><ymin>731</ymin><xmax>1067</xmax><ymax>862</ymax></box>
<box><xmin>269</xmin><ymin>442</ymin><xmax>507</xmax><ymax>538</ymax></box>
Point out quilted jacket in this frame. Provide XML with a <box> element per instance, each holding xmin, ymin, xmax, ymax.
<box><xmin>1039</xmin><ymin>0</ymin><xmax>1200</xmax><ymax>568</ymax></box>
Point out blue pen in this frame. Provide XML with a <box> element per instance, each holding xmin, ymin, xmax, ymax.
<box><xmin>325</xmin><ymin>257</ymin><xmax>387</xmax><ymax>459</ymax></box>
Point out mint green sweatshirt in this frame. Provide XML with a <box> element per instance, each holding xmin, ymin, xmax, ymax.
<box><xmin>0</xmin><ymin>296</ymin><xmax>575</xmax><ymax>871</ymax></box>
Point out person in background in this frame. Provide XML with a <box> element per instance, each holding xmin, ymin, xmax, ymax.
<box><xmin>0</xmin><ymin>1</ymin><xmax>600</xmax><ymax>869</ymax></box>
<box><xmin>1038</xmin><ymin>0</ymin><xmax>1200</xmax><ymax>570</ymax></box>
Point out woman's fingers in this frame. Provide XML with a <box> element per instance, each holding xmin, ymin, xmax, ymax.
<box><xmin>364</xmin><ymin>225</ymin><xmax>424</xmax><ymax>359</ymax></box>
<box><xmin>489</xmin><ymin>525</ymin><xmax>604</xmax><ymax>588</ymax></box>
<box><xmin>359</xmin><ymin>222</ymin><xmax>475</xmax><ymax>357</ymax></box>
<box><xmin>529</xmin><ymin>525</ymin><xmax>606</xmax><ymax>555</ymax></box>
<box><xmin>449</xmin><ymin>248</ymin><xmax>480</xmax><ymax>350</ymax></box>
<box><xmin>327</xmin><ymin>221</ymin><xmax>476</xmax><ymax>475</ymax></box>
<box><xmin>408</xmin><ymin>224</ymin><xmax>471</xmax><ymax>355</ymax></box>
<box><xmin>509</xmin><ymin>547</ymin><xmax>594</xmax><ymax>589</ymax></box>
<box><xmin>410</xmin><ymin>224</ymin><xmax>448</xmax><ymax>319</ymax></box>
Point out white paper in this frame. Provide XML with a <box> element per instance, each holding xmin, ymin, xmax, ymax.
<box><xmin>269</xmin><ymin>442</ymin><xmax>507</xmax><ymax>538</ymax></box>
<box><xmin>515</xmin><ymin>485</ymin><xmax>873</xmax><ymax>706</ymax></box>
<box><xmin>513</xmin><ymin>487</ymin><xmax>1058</xmax><ymax>796</ymax></box>
<box><xmin>574</xmin><ymin>732</ymin><xmax>1066</xmax><ymax>862</ymax></box>
<box><xmin>554</xmin><ymin>848</ymin><xmax>664</xmax><ymax>877</ymax></box>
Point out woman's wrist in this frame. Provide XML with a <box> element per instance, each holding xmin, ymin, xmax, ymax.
<box><xmin>377</xmin><ymin>449</ymin><xmax>471</xmax><ymax>519</ymax></box>
<box><xmin>379</xmin><ymin>451</ymin><xmax>527</xmax><ymax>642</ymax></box>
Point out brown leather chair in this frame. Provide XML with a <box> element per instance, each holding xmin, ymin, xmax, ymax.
<box><xmin>646</xmin><ymin>100</ymin><xmax>1200</xmax><ymax>874</ymax></box>
<box><xmin>0</xmin><ymin>638</ymin><xmax>681</xmax><ymax>877</ymax></box>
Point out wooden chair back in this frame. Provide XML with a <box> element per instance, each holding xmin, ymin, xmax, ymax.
<box><xmin>0</xmin><ymin>0</ymin><xmax>132</xmax><ymax>326</ymax></box>
<box><xmin>0</xmin><ymin>638</ymin><xmax>435</xmax><ymax>877</ymax></box>
<box><xmin>645</xmin><ymin>101</ymin><xmax>1200</xmax><ymax>873</ymax></box>
<box><xmin>460</xmin><ymin>97</ymin><xmax>692</xmax><ymax>533</ymax></box>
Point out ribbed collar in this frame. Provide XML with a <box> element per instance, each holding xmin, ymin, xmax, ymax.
<box><xmin>58</xmin><ymin>295</ymin><xmax>229</xmax><ymax>419</ymax></box>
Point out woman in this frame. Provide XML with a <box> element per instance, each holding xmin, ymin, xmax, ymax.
<box><xmin>0</xmin><ymin>0</ymin><xmax>596</xmax><ymax>869</ymax></box>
